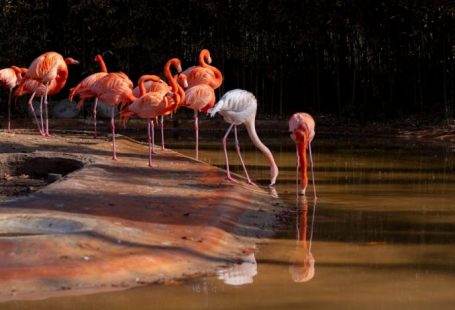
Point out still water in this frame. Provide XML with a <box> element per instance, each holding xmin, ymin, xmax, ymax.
<box><xmin>2</xmin><ymin>129</ymin><xmax>454</xmax><ymax>309</ymax></box>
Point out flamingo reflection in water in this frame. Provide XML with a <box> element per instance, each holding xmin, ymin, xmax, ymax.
<box><xmin>216</xmin><ymin>248</ymin><xmax>257</xmax><ymax>286</ymax></box>
<box><xmin>289</xmin><ymin>196</ymin><xmax>317</xmax><ymax>283</ymax></box>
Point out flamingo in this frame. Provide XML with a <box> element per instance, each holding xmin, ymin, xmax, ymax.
<box><xmin>16</xmin><ymin>51</ymin><xmax>79</xmax><ymax>136</ymax></box>
<box><xmin>182</xmin><ymin>49</ymin><xmax>223</xmax><ymax>89</ymax></box>
<box><xmin>69</xmin><ymin>54</ymin><xmax>109</xmax><ymax>137</ymax></box>
<box><xmin>0</xmin><ymin>66</ymin><xmax>27</xmax><ymax>132</ymax></box>
<box><xmin>182</xmin><ymin>84</ymin><xmax>216</xmax><ymax>160</ymax></box>
<box><xmin>209</xmin><ymin>89</ymin><xmax>279</xmax><ymax>186</ymax></box>
<box><xmin>89</xmin><ymin>71</ymin><xmax>144</xmax><ymax>160</ymax></box>
<box><xmin>131</xmin><ymin>59</ymin><xmax>184</xmax><ymax>151</ymax></box>
<box><xmin>121</xmin><ymin>59</ymin><xmax>187</xmax><ymax>167</ymax></box>
<box><xmin>289</xmin><ymin>112</ymin><xmax>315</xmax><ymax>196</ymax></box>
<box><xmin>181</xmin><ymin>49</ymin><xmax>223</xmax><ymax>160</ymax></box>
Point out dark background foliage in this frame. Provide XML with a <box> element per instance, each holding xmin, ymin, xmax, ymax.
<box><xmin>0</xmin><ymin>0</ymin><xmax>454</xmax><ymax>122</ymax></box>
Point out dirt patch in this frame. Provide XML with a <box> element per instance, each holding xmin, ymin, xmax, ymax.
<box><xmin>0</xmin><ymin>153</ymin><xmax>85</xmax><ymax>201</ymax></box>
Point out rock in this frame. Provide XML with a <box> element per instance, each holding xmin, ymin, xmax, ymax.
<box><xmin>96</xmin><ymin>101</ymin><xmax>118</xmax><ymax>118</ymax></box>
<box><xmin>52</xmin><ymin>99</ymin><xmax>80</xmax><ymax>119</ymax></box>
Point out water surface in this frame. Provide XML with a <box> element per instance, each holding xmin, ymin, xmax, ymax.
<box><xmin>3</xmin><ymin>130</ymin><xmax>454</xmax><ymax>309</ymax></box>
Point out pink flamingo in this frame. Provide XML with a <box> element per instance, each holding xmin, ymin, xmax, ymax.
<box><xmin>209</xmin><ymin>89</ymin><xmax>279</xmax><ymax>186</ymax></box>
<box><xmin>16</xmin><ymin>51</ymin><xmax>79</xmax><ymax>136</ymax></box>
<box><xmin>182</xmin><ymin>49</ymin><xmax>223</xmax><ymax>89</ymax></box>
<box><xmin>0</xmin><ymin>66</ymin><xmax>27</xmax><ymax>132</ymax></box>
<box><xmin>182</xmin><ymin>84</ymin><xmax>216</xmax><ymax>160</ymax></box>
<box><xmin>289</xmin><ymin>113</ymin><xmax>315</xmax><ymax>196</ymax></box>
<box><xmin>69</xmin><ymin>54</ymin><xmax>109</xmax><ymax>137</ymax></box>
<box><xmin>89</xmin><ymin>71</ymin><xmax>145</xmax><ymax>160</ymax></box>
<box><xmin>131</xmin><ymin>59</ymin><xmax>184</xmax><ymax>151</ymax></box>
<box><xmin>181</xmin><ymin>49</ymin><xmax>223</xmax><ymax>160</ymax></box>
<box><xmin>121</xmin><ymin>59</ymin><xmax>187</xmax><ymax>166</ymax></box>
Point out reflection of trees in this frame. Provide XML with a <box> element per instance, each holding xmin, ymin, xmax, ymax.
<box><xmin>289</xmin><ymin>197</ymin><xmax>316</xmax><ymax>282</ymax></box>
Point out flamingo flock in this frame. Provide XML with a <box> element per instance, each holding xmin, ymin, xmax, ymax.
<box><xmin>0</xmin><ymin>49</ymin><xmax>316</xmax><ymax>195</ymax></box>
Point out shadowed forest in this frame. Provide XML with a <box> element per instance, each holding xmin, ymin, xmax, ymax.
<box><xmin>0</xmin><ymin>0</ymin><xmax>454</xmax><ymax>122</ymax></box>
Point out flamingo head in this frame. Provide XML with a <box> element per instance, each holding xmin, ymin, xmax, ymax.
<box><xmin>94</xmin><ymin>54</ymin><xmax>103</xmax><ymax>62</ymax></box>
<box><xmin>200</xmin><ymin>49</ymin><xmax>212</xmax><ymax>64</ymax></box>
<box><xmin>177</xmin><ymin>73</ymin><xmax>188</xmax><ymax>88</ymax></box>
<box><xmin>64</xmin><ymin>57</ymin><xmax>80</xmax><ymax>65</ymax></box>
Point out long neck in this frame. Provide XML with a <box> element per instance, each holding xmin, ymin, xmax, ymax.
<box><xmin>244</xmin><ymin>119</ymin><xmax>279</xmax><ymax>185</ymax></box>
<box><xmin>297</xmin><ymin>142</ymin><xmax>308</xmax><ymax>191</ymax></box>
<box><xmin>97</xmin><ymin>56</ymin><xmax>108</xmax><ymax>73</ymax></box>
<box><xmin>200</xmin><ymin>52</ymin><xmax>223</xmax><ymax>89</ymax></box>
<box><xmin>137</xmin><ymin>75</ymin><xmax>160</xmax><ymax>97</ymax></box>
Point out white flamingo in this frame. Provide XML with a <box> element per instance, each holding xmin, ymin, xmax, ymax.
<box><xmin>209</xmin><ymin>89</ymin><xmax>279</xmax><ymax>186</ymax></box>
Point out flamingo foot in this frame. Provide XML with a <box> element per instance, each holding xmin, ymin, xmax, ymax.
<box><xmin>247</xmin><ymin>180</ymin><xmax>258</xmax><ymax>187</ymax></box>
<box><xmin>112</xmin><ymin>156</ymin><xmax>119</xmax><ymax>161</ymax></box>
<box><xmin>226</xmin><ymin>175</ymin><xmax>239</xmax><ymax>183</ymax></box>
<box><xmin>148</xmin><ymin>163</ymin><xmax>157</xmax><ymax>168</ymax></box>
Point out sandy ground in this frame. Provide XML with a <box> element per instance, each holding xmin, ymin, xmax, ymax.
<box><xmin>0</xmin><ymin>129</ymin><xmax>281</xmax><ymax>301</ymax></box>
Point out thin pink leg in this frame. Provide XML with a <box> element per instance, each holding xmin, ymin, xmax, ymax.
<box><xmin>160</xmin><ymin>115</ymin><xmax>166</xmax><ymax>151</ymax></box>
<box><xmin>93</xmin><ymin>98</ymin><xmax>98</xmax><ymax>138</ymax></box>
<box><xmin>194</xmin><ymin>110</ymin><xmax>199</xmax><ymax>160</ymax></box>
<box><xmin>111</xmin><ymin>106</ymin><xmax>118</xmax><ymax>160</ymax></box>
<box><xmin>296</xmin><ymin>145</ymin><xmax>301</xmax><ymax>195</ymax></box>
<box><xmin>147</xmin><ymin>119</ymin><xmax>156</xmax><ymax>167</ymax></box>
<box><xmin>308</xmin><ymin>142</ymin><xmax>317</xmax><ymax>199</ymax></box>
<box><xmin>28</xmin><ymin>91</ymin><xmax>43</xmax><ymax>135</ymax></box>
<box><xmin>234</xmin><ymin>126</ymin><xmax>254</xmax><ymax>184</ymax></box>
<box><xmin>39</xmin><ymin>96</ymin><xmax>44</xmax><ymax>135</ymax></box>
<box><xmin>7</xmin><ymin>88</ymin><xmax>12</xmax><ymax>132</ymax></box>
<box><xmin>222</xmin><ymin>124</ymin><xmax>237</xmax><ymax>183</ymax></box>
<box><xmin>44</xmin><ymin>82</ymin><xmax>50</xmax><ymax>136</ymax></box>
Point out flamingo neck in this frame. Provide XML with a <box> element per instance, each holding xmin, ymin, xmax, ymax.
<box><xmin>297</xmin><ymin>142</ymin><xmax>308</xmax><ymax>191</ymax></box>
<box><xmin>200</xmin><ymin>54</ymin><xmax>223</xmax><ymax>88</ymax></box>
<box><xmin>96</xmin><ymin>56</ymin><xmax>108</xmax><ymax>73</ymax></box>
<box><xmin>137</xmin><ymin>75</ymin><xmax>162</xmax><ymax>97</ymax></box>
<box><xmin>244</xmin><ymin>119</ymin><xmax>279</xmax><ymax>185</ymax></box>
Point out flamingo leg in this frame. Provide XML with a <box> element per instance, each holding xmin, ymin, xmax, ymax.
<box><xmin>160</xmin><ymin>115</ymin><xmax>166</xmax><ymax>151</ymax></box>
<box><xmin>296</xmin><ymin>145</ymin><xmax>303</xmax><ymax>196</ymax></box>
<box><xmin>39</xmin><ymin>96</ymin><xmax>44</xmax><ymax>135</ymax></box>
<box><xmin>7</xmin><ymin>88</ymin><xmax>12</xmax><ymax>132</ymax></box>
<box><xmin>151</xmin><ymin>117</ymin><xmax>156</xmax><ymax>154</ymax></box>
<box><xmin>222</xmin><ymin>123</ymin><xmax>237</xmax><ymax>183</ymax></box>
<box><xmin>308</xmin><ymin>142</ymin><xmax>317</xmax><ymax>199</ymax></box>
<box><xmin>111</xmin><ymin>106</ymin><xmax>118</xmax><ymax>160</ymax></box>
<box><xmin>234</xmin><ymin>125</ymin><xmax>254</xmax><ymax>185</ymax></box>
<box><xmin>93</xmin><ymin>98</ymin><xmax>98</xmax><ymax>138</ymax></box>
<box><xmin>194</xmin><ymin>110</ymin><xmax>199</xmax><ymax>160</ymax></box>
<box><xmin>27</xmin><ymin>91</ymin><xmax>44</xmax><ymax>135</ymax></box>
<box><xmin>147</xmin><ymin>119</ymin><xmax>156</xmax><ymax>167</ymax></box>
<box><xmin>44</xmin><ymin>82</ymin><xmax>50</xmax><ymax>136</ymax></box>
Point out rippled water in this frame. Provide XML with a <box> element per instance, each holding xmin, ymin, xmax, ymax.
<box><xmin>2</xmin><ymin>128</ymin><xmax>455</xmax><ymax>309</ymax></box>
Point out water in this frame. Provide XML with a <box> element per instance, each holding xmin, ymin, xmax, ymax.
<box><xmin>2</xmin><ymin>130</ymin><xmax>454</xmax><ymax>309</ymax></box>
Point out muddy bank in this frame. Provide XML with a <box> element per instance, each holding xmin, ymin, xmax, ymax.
<box><xmin>0</xmin><ymin>131</ymin><xmax>281</xmax><ymax>302</ymax></box>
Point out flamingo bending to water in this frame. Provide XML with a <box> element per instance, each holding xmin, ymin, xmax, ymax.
<box><xmin>0</xmin><ymin>66</ymin><xmax>27</xmax><ymax>131</ymax></box>
<box><xmin>69</xmin><ymin>54</ymin><xmax>109</xmax><ymax>137</ymax></box>
<box><xmin>289</xmin><ymin>112</ymin><xmax>315</xmax><ymax>196</ymax></box>
<box><xmin>209</xmin><ymin>89</ymin><xmax>279</xmax><ymax>186</ymax></box>
<box><xmin>16</xmin><ymin>51</ymin><xmax>79</xmax><ymax>136</ymax></box>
